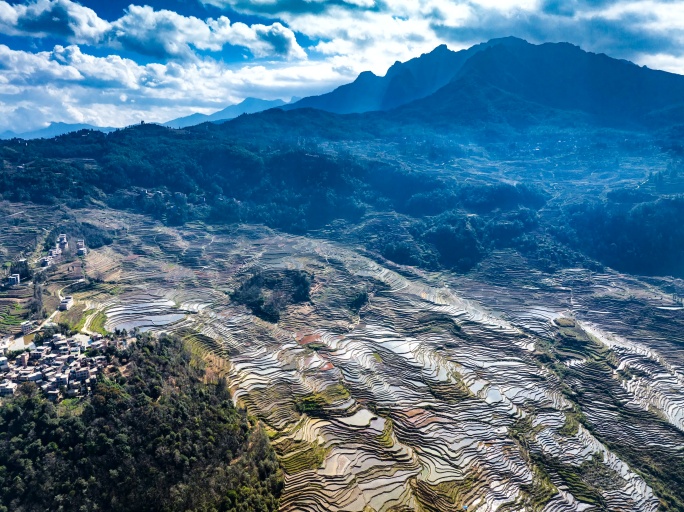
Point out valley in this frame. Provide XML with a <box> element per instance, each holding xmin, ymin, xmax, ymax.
<box><xmin>3</xmin><ymin>35</ymin><xmax>684</xmax><ymax>511</ymax></box>
<box><xmin>2</xmin><ymin>202</ymin><xmax>682</xmax><ymax>511</ymax></box>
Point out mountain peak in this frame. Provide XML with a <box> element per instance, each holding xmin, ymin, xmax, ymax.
<box><xmin>287</xmin><ymin>41</ymin><xmax>481</xmax><ymax>114</ymax></box>
<box><xmin>391</xmin><ymin>36</ymin><xmax>684</xmax><ymax>128</ymax></box>
<box><xmin>163</xmin><ymin>97</ymin><xmax>287</xmax><ymax>129</ymax></box>
<box><xmin>485</xmin><ymin>35</ymin><xmax>529</xmax><ymax>45</ymax></box>
<box><xmin>356</xmin><ymin>70</ymin><xmax>379</xmax><ymax>81</ymax></box>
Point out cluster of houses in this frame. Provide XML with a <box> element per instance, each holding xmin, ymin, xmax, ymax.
<box><xmin>40</xmin><ymin>234</ymin><xmax>86</xmax><ymax>268</ymax></box>
<box><xmin>0</xmin><ymin>332</ymin><xmax>133</xmax><ymax>401</ymax></box>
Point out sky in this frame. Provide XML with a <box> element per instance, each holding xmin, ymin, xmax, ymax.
<box><xmin>1</xmin><ymin>0</ymin><xmax>684</xmax><ymax>133</ymax></box>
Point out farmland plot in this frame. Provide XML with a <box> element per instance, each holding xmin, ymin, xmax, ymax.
<box><xmin>4</xmin><ymin>204</ymin><xmax>684</xmax><ymax>511</ymax></box>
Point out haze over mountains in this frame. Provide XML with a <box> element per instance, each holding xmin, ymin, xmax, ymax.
<box><xmin>4</xmin><ymin>37</ymin><xmax>684</xmax><ymax>140</ymax></box>
<box><xmin>0</xmin><ymin>98</ymin><xmax>291</xmax><ymax>140</ymax></box>
<box><xmin>279</xmin><ymin>36</ymin><xmax>684</xmax><ymax>131</ymax></box>
<box><xmin>162</xmin><ymin>97</ymin><xmax>289</xmax><ymax>129</ymax></box>
<box><xmin>0</xmin><ymin>122</ymin><xmax>117</xmax><ymax>141</ymax></box>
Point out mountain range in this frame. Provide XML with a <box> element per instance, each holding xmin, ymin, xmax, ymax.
<box><xmin>277</xmin><ymin>36</ymin><xmax>684</xmax><ymax>130</ymax></box>
<box><xmin>0</xmin><ymin>122</ymin><xmax>117</xmax><ymax>140</ymax></box>
<box><xmin>0</xmin><ymin>98</ymin><xmax>292</xmax><ymax>139</ymax></box>
<box><xmin>283</xmin><ymin>38</ymin><xmax>506</xmax><ymax>114</ymax></box>
<box><xmin>6</xmin><ymin>37</ymin><xmax>684</xmax><ymax>140</ymax></box>
<box><xmin>390</xmin><ymin>37</ymin><xmax>684</xmax><ymax>128</ymax></box>
<box><xmin>162</xmin><ymin>97</ymin><xmax>290</xmax><ymax>129</ymax></box>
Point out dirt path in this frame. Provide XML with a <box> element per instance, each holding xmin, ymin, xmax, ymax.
<box><xmin>34</xmin><ymin>279</ymin><xmax>84</xmax><ymax>332</ymax></box>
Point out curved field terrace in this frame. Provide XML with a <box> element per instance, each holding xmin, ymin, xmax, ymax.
<box><xmin>3</xmin><ymin>205</ymin><xmax>683</xmax><ymax>511</ymax></box>
<box><xmin>34</xmin><ymin>208</ymin><xmax>684</xmax><ymax>511</ymax></box>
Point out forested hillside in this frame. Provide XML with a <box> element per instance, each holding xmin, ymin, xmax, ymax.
<box><xmin>0</xmin><ymin>335</ymin><xmax>283</xmax><ymax>512</ymax></box>
<box><xmin>2</xmin><ymin>119</ymin><xmax>684</xmax><ymax>278</ymax></box>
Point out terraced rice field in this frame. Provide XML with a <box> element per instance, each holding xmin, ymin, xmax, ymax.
<box><xmin>4</xmin><ymin>203</ymin><xmax>684</xmax><ymax>511</ymax></box>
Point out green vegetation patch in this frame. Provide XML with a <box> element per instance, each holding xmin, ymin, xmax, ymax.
<box><xmin>73</xmin><ymin>308</ymin><xmax>94</xmax><ymax>332</ymax></box>
<box><xmin>511</xmin><ymin>464</ymin><xmax>559</xmax><ymax>512</ymax></box>
<box><xmin>277</xmin><ymin>440</ymin><xmax>329</xmax><ymax>475</ymax></box>
<box><xmin>0</xmin><ymin>334</ymin><xmax>283</xmax><ymax>512</ymax></box>
<box><xmin>349</xmin><ymin>290</ymin><xmax>369</xmax><ymax>313</ymax></box>
<box><xmin>231</xmin><ymin>269</ymin><xmax>313</xmax><ymax>323</ymax></box>
<box><xmin>55</xmin><ymin>303</ymin><xmax>86</xmax><ymax>330</ymax></box>
<box><xmin>551</xmin><ymin>320</ymin><xmax>608</xmax><ymax>362</ymax></box>
<box><xmin>295</xmin><ymin>383</ymin><xmax>351</xmax><ymax>418</ymax></box>
<box><xmin>43</xmin><ymin>221</ymin><xmax>115</xmax><ymax>252</ymax></box>
<box><xmin>553</xmin><ymin>317</ymin><xmax>576</xmax><ymax>328</ymax></box>
<box><xmin>0</xmin><ymin>304</ymin><xmax>25</xmax><ymax>327</ymax></box>
<box><xmin>559</xmin><ymin>409</ymin><xmax>587</xmax><ymax>437</ymax></box>
<box><xmin>376</xmin><ymin>417</ymin><xmax>395</xmax><ymax>448</ymax></box>
<box><xmin>89</xmin><ymin>310</ymin><xmax>108</xmax><ymax>335</ymax></box>
<box><xmin>412</xmin><ymin>471</ymin><xmax>486</xmax><ymax>512</ymax></box>
<box><xmin>407</xmin><ymin>312</ymin><xmax>468</xmax><ymax>339</ymax></box>
<box><xmin>56</xmin><ymin>397</ymin><xmax>85</xmax><ymax>417</ymax></box>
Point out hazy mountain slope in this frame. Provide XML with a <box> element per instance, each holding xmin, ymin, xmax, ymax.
<box><xmin>394</xmin><ymin>39</ymin><xmax>684</xmax><ymax>128</ymax></box>
<box><xmin>164</xmin><ymin>98</ymin><xmax>287</xmax><ymax>129</ymax></box>
<box><xmin>284</xmin><ymin>41</ymin><xmax>500</xmax><ymax>114</ymax></box>
<box><xmin>0</xmin><ymin>122</ymin><xmax>116</xmax><ymax>140</ymax></box>
<box><xmin>280</xmin><ymin>37</ymin><xmax>684</xmax><ymax>130</ymax></box>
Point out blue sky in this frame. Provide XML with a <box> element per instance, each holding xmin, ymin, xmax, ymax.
<box><xmin>1</xmin><ymin>0</ymin><xmax>683</xmax><ymax>132</ymax></box>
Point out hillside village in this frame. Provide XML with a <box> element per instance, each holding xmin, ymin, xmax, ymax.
<box><xmin>0</xmin><ymin>331</ymin><xmax>134</xmax><ymax>400</ymax></box>
<box><xmin>0</xmin><ymin>232</ymin><xmax>131</xmax><ymax>402</ymax></box>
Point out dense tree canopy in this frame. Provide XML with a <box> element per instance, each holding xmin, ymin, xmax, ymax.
<box><xmin>1</xmin><ymin>123</ymin><xmax>683</xmax><ymax>277</ymax></box>
<box><xmin>0</xmin><ymin>335</ymin><xmax>283</xmax><ymax>512</ymax></box>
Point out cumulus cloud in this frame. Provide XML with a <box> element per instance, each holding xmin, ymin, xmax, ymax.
<box><xmin>0</xmin><ymin>0</ymin><xmax>306</xmax><ymax>61</ymax></box>
<box><xmin>0</xmin><ymin>43</ymin><xmax>339</xmax><ymax>132</ymax></box>
<box><xmin>427</xmin><ymin>0</ymin><xmax>684</xmax><ymax>61</ymax></box>
<box><xmin>3</xmin><ymin>0</ymin><xmax>684</xmax><ymax>133</ymax></box>
<box><xmin>0</xmin><ymin>44</ymin><xmax>83</xmax><ymax>84</ymax></box>
<box><xmin>0</xmin><ymin>0</ymin><xmax>109</xmax><ymax>44</ymax></box>
<box><xmin>209</xmin><ymin>0</ymin><xmax>684</xmax><ymax>66</ymax></box>
<box><xmin>110</xmin><ymin>5</ymin><xmax>306</xmax><ymax>60</ymax></box>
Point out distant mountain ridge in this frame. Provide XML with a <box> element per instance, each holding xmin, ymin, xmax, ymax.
<box><xmin>283</xmin><ymin>37</ymin><xmax>522</xmax><ymax>114</ymax></box>
<box><xmin>0</xmin><ymin>122</ymin><xmax>116</xmax><ymax>140</ymax></box>
<box><xmin>274</xmin><ymin>36</ymin><xmax>684</xmax><ymax>130</ymax></box>
<box><xmin>400</xmin><ymin>38</ymin><xmax>684</xmax><ymax>127</ymax></box>
<box><xmin>7</xmin><ymin>38</ymin><xmax>684</xmax><ymax>141</ymax></box>
<box><xmin>0</xmin><ymin>98</ymin><xmax>289</xmax><ymax>139</ymax></box>
<box><xmin>163</xmin><ymin>97</ymin><xmax>288</xmax><ymax>129</ymax></box>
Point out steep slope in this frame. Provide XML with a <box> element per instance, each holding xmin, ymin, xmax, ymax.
<box><xmin>280</xmin><ymin>37</ymin><xmax>684</xmax><ymax>130</ymax></box>
<box><xmin>0</xmin><ymin>122</ymin><xmax>116</xmax><ymax>140</ymax></box>
<box><xmin>284</xmin><ymin>41</ymin><xmax>501</xmax><ymax>114</ymax></box>
<box><xmin>164</xmin><ymin>97</ymin><xmax>287</xmax><ymax>129</ymax></box>
<box><xmin>394</xmin><ymin>38</ymin><xmax>684</xmax><ymax>128</ymax></box>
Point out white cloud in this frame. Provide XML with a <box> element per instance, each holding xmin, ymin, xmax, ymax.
<box><xmin>0</xmin><ymin>0</ymin><xmax>109</xmax><ymax>44</ymax></box>
<box><xmin>636</xmin><ymin>52</ymin><xmax>684</xmax><ymax>75</ymax></box>
<box><xmin>0</xmin><ymin>43</ymin><xmax>342</xmax><ymax>132</ymax></box>
<box><xmin>110</xmin><ymin>5</ymin><xmax>305</xmax><ymax>60</ymax></box>
<box><xmin>0</xmin><ymin>0</ymin><xmax>306</xmax><ymax>61</ymax></box>
<box><xmin>3</xmin><ymin>0</ymin><xmax>684</xmax><ymax>134</ymax></box>
<box><xmin>0</xmin><ymin>44</ymin><xmax>83</xmax><ymax>84</ymax></box>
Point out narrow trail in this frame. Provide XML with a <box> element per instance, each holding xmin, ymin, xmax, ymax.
<box><xmin>34</xmin><ymin>278</ymin><xmax>84</xmax><ymax>332</ymax></box>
